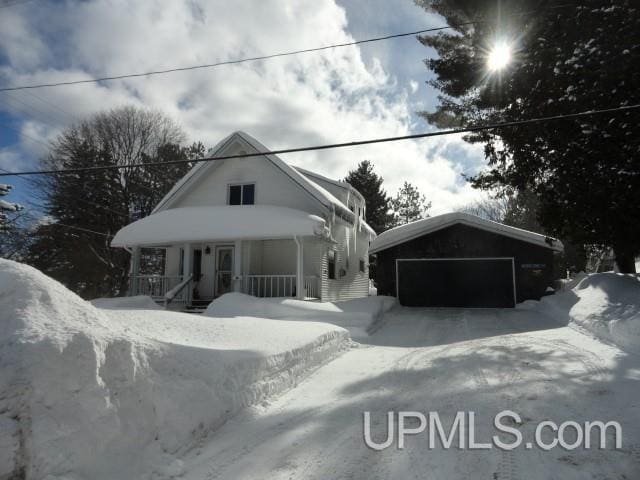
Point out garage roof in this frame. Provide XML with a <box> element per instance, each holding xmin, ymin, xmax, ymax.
<box><xmin>369</xmin><ymin>212</ymin><xmax>563</xmax><ymax>254</ymax></box>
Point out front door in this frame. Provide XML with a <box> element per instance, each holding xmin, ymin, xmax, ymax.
<box><xmin>215</xmin><ymin>246</ymin><xmax>234</xmax><ymax>297</ymax></box>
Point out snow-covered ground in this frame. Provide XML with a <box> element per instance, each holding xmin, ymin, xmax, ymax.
<box><xmin>179</xmin><ymin>307</ymin><xmax>640</xmax><ymax>480</ymax></box>
<box><xmin>2</xmin><ymin>259</ymin><xmax>639</xmax><ymax>479</ymax></box>
<box><xmin>90</xmin><ymin>295</ymin><xmax>163</xmax><ymax>310</ymax></box>
<box><xmin>521</xmin><ymin>272</ymin><xmax>640</xmax><ymax>354</ymax></box>
<box><xmin>205</xmin><ymin>293</ymin><xmax>396</xmax><ymax>340</ymax></box>
<box><xmin>0</xmin><ymin>260</ymin><xmax>357</xmax><ymax>479</ymax></box>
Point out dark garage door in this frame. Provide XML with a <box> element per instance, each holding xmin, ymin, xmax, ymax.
<box><xmin>397</xmin><ymin>258</ymin><xmax>515</xmax><ymax>308</ymax></box>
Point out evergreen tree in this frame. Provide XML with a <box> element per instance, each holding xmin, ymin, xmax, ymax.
<box><xmin>391</xmin><ymin>181</ymin><xmax>431</xmax><ymax>225</ymax></box>
<box><xmin>26</xmin><ymin>106</ymin><xmax>205</xmax><ymax>298</ymax></box>
<box><xmin>344</xmin><ymin>160</ymin><xmax>394</xmax><ymax>233</ymax></box>
<box><xmin>1</xmin><ymin>183</ymin><xmax>29</xmax><ymax>260</ymax></box>
<box><xmin>416</xmin><ymin>0</ymin><xmax>640</xmax><ymax>272</ymax></box>
<box><xmin>0</xmin><ymin>183</ymin><xmax>23</xmax><ymax>232</ymax></box>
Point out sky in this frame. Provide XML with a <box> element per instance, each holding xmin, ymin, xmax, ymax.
<box><xmin>0</xmin><ymin>0</ymin><xmax>488</xmax><ymax>215</ymax></box>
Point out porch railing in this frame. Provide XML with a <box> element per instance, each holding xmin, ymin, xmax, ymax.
<box><xmin>164</xmin><ymin>274</ymin><xmax>194</xmax><ymax>308</ymax></box>
<box><xmin>131</xmin><ymin>274</ymin><xmax>321</xmax><ymax>302</ymax></box>
<box><xmin>304</xmin><ymin>275</ymin><xmax>319</xmax><ymax>299</ymax></box>
<box><xmin>243</xmin><ymin>275</ymin><xmax>296</xmax><ymax>298</ymax></box>
<box><xmin>130</xmin><ymin>275</ymin><xmax>183</xmax><ymax>300</ymax></box>
<box><xmin>242</xmin><ymin>274</ymin><xmax>319</xmax><ymax>299</ymax></box>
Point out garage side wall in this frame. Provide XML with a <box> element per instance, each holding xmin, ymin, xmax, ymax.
<box><xmin>375</xmin><ymin>224</ymin><xmax>556</xmax><ymax>304</ymax></box>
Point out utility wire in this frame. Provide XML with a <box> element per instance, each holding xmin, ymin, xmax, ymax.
<box><xmin>0</xmin><ymin>22</ymin><xmax>478</xmax><ymax>92</ymax></box>
<box><xmin>21</xmin><ymin>209</ymin><xmax>113</xmax><ymax>237</ymax></box>
<box><xmin>0</xmin><ymin>4</ymin><xmax>580</xmax><ymax>92</ymax></box>
<box><xmin>0</xmin><ymin>0</ymin><xmax>36</xmax><ymax>8</ymax></box>
<box><xmin>0</xmin><ymin>122</ymin><xmax>51</xmax><ymax>149</ymax></box>
<box><xmin>1</xmin><ymin>103</ymin><xmax>637</xmax><ymax>178</ymax></box>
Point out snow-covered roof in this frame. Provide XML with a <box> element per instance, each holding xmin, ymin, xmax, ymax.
<box><xmin>369</xmin><ymin>212</ymin><xmax>563</xmax><ymax>254</ymax></box>
<box><xmin>294</xmin><ymin>166</ymin><xmax>365</xmax><ymax>203</ymax></box>
<box><xmin>152</xmin><ymin>131</ymin><xmax>355</xmax><ymax>223</ymax></box>
<box><xmin>294</xmin><ymin>166</ymin><xmax>376</xmax><ymax>237</ymax></box>
<box><xmin>111</xmin><ymin>206</ymin><xmax>326</xmax><ymax>247</ymax></box>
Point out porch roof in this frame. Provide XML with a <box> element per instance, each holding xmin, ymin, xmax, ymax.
<box><xmin>111</xmin><ymin>206</ymin><xmax>327</xmax><ymax>247</ymax></box>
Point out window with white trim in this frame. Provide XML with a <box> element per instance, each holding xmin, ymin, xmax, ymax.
<box><xmin>228</xmin><ymin>183</ymin><xmax>255</xmax><ymax>205</ymax></box>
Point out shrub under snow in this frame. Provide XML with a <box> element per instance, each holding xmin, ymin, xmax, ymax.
<box><xmin>0</xmin><ymin>260</ymin><xmax>349</xmax><ymax>479</ymax></box>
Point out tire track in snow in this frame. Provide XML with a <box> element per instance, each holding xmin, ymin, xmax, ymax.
<box><xmin>492</xmin><ymin>331</ymin><xmax>524</xmax><ymax>480</ymax></box>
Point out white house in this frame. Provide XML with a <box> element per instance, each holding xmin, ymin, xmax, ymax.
<box><xmin>111</xmin><ymin>131</ymin><xmax>376</xmax><ymax>309</ymax></box>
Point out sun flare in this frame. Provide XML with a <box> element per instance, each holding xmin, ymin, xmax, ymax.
<box><xmin>487</xmin><ymin>43</ymin><xmax>512</xmax><ymax>71</ymax></box>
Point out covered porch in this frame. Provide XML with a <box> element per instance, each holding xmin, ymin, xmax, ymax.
<box><xmin>111</xmin><ymin>206</ymin><xmax>328</xmax><ymax>308</ymax></box>
<box><xmin>129</xmin><ymin>238</ymin><xmax>321</xmax><ymax>307</ymax></box>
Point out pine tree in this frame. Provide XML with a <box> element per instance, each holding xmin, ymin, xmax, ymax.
<box><xmin>416</xmin><ymin>0</ymin><xmax>640</xmax><ymax>272</ymax></box>
<box><xmin>344</xmin><ymin>160</ymin><xmax>394</xmax><ymax>233</ymax></box>
<box><xmin>26</xmin><ymin>106</ymin><xmax>205</xmax><ymax>298</ymax></box>
<box><xmin>0</xmin><ymin>183</ymin><xmax>23</xmax><ymax>232</ymax></box>
<box><xmin>391</xmin><ymin>181</ymin><xmax>431</xmax><ymax>225</ymax></box>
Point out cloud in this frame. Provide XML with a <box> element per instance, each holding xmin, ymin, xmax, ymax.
<box><xmin>0</xmin><ymin>0</ymin><xmax>486</xmax><ymax>213</ymax></box>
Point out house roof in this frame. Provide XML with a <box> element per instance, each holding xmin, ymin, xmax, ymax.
<box><xmin>369</xmin><ymin>212</ymin><xmax>563</xmax><ymax>254</ymax></box>
<box><xmin>152</xmin><ymin>131</ymin><xmax>355</xmax><ymax>223</ymax></box>
<box><xmin>293</xmin><ymin>166</ymin><xmax>365</xmax><ymax>203</ymax></box>
<box><xmin>111</xmin><ymin>206</ymin><xmax>327</xmax><ymax>247</ymax></box>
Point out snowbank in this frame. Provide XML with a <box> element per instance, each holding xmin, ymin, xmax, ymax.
<box><xmin>0</xmin><ymin>260</ymin><xmax>349</xmax><ymax>479</ymax></box>
<box><xmin>205</xmin><ymin>293</ymin><xmax>396</xmax><ymax>340</ymax></box>
<box><xmin>520</xmin><ymin>272</ymin><xmax>640</xmax><ymax>354</ymax></box>
<box><xmin>91</xmin><ymin>295</ymin><xmax>162</xmax><ymax>310</ymax></box>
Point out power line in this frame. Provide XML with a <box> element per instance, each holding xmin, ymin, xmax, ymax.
<box><xmin>21</xmin><ymin>90</ymin><xmax>78</xmax><ymax>123</ymax></box>
<box><xmin>0</xmin><ymin>22</ymin><xmax>480</xmax><ymax>92</ymax></box>
<box><xmin>0</xmin><ymin>0</ymin><xmax>36</xmax><ymax>8</ymax></box>
<box><xmin>1</xmin><ymin>103</ymin><xmax>637</xmax><ymax>178</ymax></box>
<box><xmin>0</xmin><ymin>122</ymin><xmax>51</xmax><ymax>149</ymax></box>
<box><xmin>28</xmin><ymin>215</ymin><xmax>113</xmax><ymax>237</ymax></box>
<box><xmin>14</xmin><ymin>206</ymin><xmax>113</xmax><ymax>238</ymax></box>
<box><xmin>0</xmin><ymin>4</ymin><xmax>581</xmax><ymax>93</ymax></box>
<box><xmin>0</xmin><ymin>167</ymin><xmax>130</xmax><ymax>218</ymax></box>
<box><xmin>48</xmin><ymin>221</ymin><xmax>113</xmax><ymax>238</ymax></box>
<box><xmin>0</xmin><ymin>97</ymin><xmax>66</xmax><ymax>132</ymax></box>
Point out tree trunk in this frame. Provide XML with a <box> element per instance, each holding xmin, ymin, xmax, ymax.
<box><xmin>613</xmin><ymin>246</ymin><xmax>637</xmax><ymax>274</ymax></box>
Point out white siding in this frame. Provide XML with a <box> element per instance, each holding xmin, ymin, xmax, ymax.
<box><xmin>171</xmin><ymin>143</ymin><xmax>326</xmax><ymax>218</ymax></box>
<box><xmin>320</xmin><ymin>221</ymin><xmax>370</xmax><ymax>301</ymax></box>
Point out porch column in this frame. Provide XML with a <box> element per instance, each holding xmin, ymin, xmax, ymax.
<box><xmin>233</xmin><ymin>240</ymin><xmax>242</xmax><ymax>292</ymax></box>
<box><xmin>295</xmin><ymin>236</ymin><xmax>304</xmax><ymax>299</ymax></box>
<box><xmin>182</xmin><ymin>244</ymin><xmax>191</xmax><ymax>278</ymax></box>
<box><xmin>129</xmin><ymin>246</ymin><xmax>141</xmax><ymax>295</ymax></box>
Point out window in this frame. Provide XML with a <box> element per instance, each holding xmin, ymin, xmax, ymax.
<box><xmin>359</xmin><ymin>259</ymin><xmax>365</xmax><ymax>273</ymax></box>
<box><xmin>228</xmin><ymin>183</ymin><xmax>255</xmax><ymax>205</ymax></box>
<box><xmin>328</xmin><ymin>250</ymin><xmax>336</xmax><ymax>280</ymax></box>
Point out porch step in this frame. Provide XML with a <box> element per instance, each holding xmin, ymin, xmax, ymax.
<box><xmin>181</xmin><ymin>300</ymin><xmax>212</xmax><ymax>314</ymax></box>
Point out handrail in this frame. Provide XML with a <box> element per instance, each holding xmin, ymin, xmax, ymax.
<box><xmin>164</xmin><ymin>273</ymin><xmax>194</xmax><ymax>308</ymax></box>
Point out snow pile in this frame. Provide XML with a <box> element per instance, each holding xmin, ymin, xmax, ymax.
<box><xmin>0</xmin><ymin>260</ymin><xmax>348</xmax><ymax>479</ymax></box>
<box><xmin>205</xmin><ymin>293</ymin><xmax>396</xmax><ymax>340</ymax></box>
<box><xmin>522</xmin><ymin>272</ymin><xmax>640</xmax><ymax>354</ymax></box>
<box><xmin>91</xmin><ymin>295</ymin><xmax>162</xmax><ymax>310</ymax></box>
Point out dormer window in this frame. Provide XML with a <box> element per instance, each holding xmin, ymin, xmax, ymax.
<box><xmin>228</xmin><ymin>183</ymin><xmax>255</xmax><ymax>205</ymax></box>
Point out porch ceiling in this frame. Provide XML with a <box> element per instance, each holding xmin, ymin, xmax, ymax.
<box><xmin>111</xmin><ymin>206</ymin><xmax>327</xmax><ymax>247</ymax></box>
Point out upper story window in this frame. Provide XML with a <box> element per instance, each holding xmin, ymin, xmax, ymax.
<box><xmin>228</xmin><ymin>183</ymin><xmax>255</xmax><ymax>205</ymax></box>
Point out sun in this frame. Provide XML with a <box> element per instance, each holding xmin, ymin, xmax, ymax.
<box><xmin>487</xmin><ymin>42</ymin><xmax>512</xmax><ymax>71</ymax></box>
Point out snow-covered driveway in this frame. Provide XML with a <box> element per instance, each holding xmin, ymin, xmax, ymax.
<box><xmin>181</xmin><ymin>307</ymin><xmax>640</xmax><ymax>480</ymax></box>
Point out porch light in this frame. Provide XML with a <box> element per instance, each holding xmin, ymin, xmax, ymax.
<box><xmin>205</xmin><ymin>246</ymin><xmax>211</xmax><ymax>255</ymax></box>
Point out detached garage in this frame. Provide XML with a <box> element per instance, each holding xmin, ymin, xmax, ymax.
<box><xmin>370</xmin><ymin>212</ymin><xmax>563</xmax><ymax>308</ymax></box>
